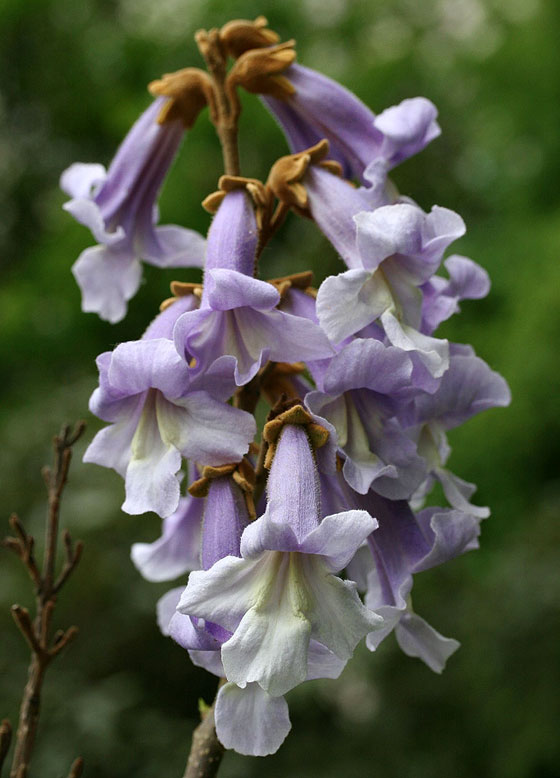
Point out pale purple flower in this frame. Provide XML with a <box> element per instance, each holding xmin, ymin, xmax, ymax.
<box><xmin>84</xmin><ymin>295</ymin><xmax>256</xmax><ymax>518</ymax></box>
<box><xmin>263</xmin><ymin>65</ymin><xmax>440</xmax><ymax>182</ymax></box>
<box><xmin>176</xmin><ymin>422</ymin><xmax>381</xmax><ymax>754</ymax></box>
<box><xmin>402</xmin><ymin>352</ymin><xmax>511</xmax><ymax>517</ymax></box>
<box><xmin>306</xmin><ymin>338</ymin><xmax>427</xmax><ymax>497</ymax></box>
<box><xmin>61</xmin><ymin>97</ymin><xmax>206</xmax><ymax>323</ymax></box>
<box><xmin>174</xmin><ymin>189</ymin><xmax>334</xmax><ymax>385</ymax></box>
<box><xmin>160</xmin><ymin>464</ymin><xmax>347</xmax><ymax>756</ymax></box>
<box><xmin>323</xmin><ymin>473</ymin><xmax>479</xmax><ymax>671</ymax></box>
<box><xmin>316</xmin><ymin>202</ymin><xmax>466</xmax><ymax>378</ymax></box>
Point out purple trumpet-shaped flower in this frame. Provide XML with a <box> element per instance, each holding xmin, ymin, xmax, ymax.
<box><xmin>263</xmin><ymin>64</ymin><xmax>439</xmax><ymax>183</ymax></box>
<box><xmin>176</xmin><ymin>418</ymin><xmax>382</xmax><ymax>752</ymax></box>
<box><xmin>61</xmin><ymin>97</ymin><xmax>206</xmax><ymax>323</ymax></box>
<box><xmin>166</xmin><ymin>471</ymin><xmax>251</xmax><ymax>661</ymax></box>
<box><xmin>323</xmin><ymin>472</ymin><xmax>479</xmax><ymax>672</ymax></box>
<box><xmin>306</xmin><ymin>338</ymin><xmax>427</xmax><ymax>498</ymax></box>
<box><xmin>316</xmin><ymin>201</ymin><xmax>466</xmax><ymax>378</ymax></box>
<box><xmin>160</xmin><ymin>467</ymin><xmax>346</xmax><ymax>756</ymax></box>
<box><xmin>362</xmin><ymin>493</ymin><xmax>481</xmax><ymax>672</ymax></box>
<box><xmin>173</xmin><ymin>189</ymin><xmax>334</xmax><ymax>385</ymax></box>
<box><xmin>401</xmin><ymin>352</ymin><xmax>511</xmax><ymax>517</ymax></box>
<box><xmin>84</xmin><ymin>295</ymin><xmax>256</xmax><ymax>518</ymax></box>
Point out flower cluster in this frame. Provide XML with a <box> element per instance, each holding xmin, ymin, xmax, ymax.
<box><xmin>65</xmin><ymin>17</ymin><xmax>510</xmax><ymax>758</ymax></box>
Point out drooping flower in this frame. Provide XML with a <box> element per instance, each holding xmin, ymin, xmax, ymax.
<box><xmin>173</xmin><ymin>186</ymin><xmax>334</xmax><ymax>385</ymax></box>
<box><xmin>306</xmin><ymin>338</ymin><xmax>426</xmax><ymax>497</ymax></box>
<box><xmin>322</xmin><ymin>472</ymin><xmax>479</xmax><ymax>672</ymax></box>
<box><xmin>61</xmin><ymin>93</ymin><xmax>208</xmax><ymax>322</ymax></box>
<box><xmin>157</xmin><ymin>466</ymin><xmax>341</xmax><ymax>757</ymax></box>
<box><xmin>401</xmin><ymin>351</ymin><xmax>511</xmax><ymax>517</ymax></box>
<box><xmin>262</xmin><ymin>64</ymin><xmax>440</xmax><ymax>183</ymax></box>
<box><xmin>84</xmin><ymin>295</ymin><xmax>256</xmax><ymax>517</ymax></box>
<box><xmin>315</xmin><ymin>202</ymin><xmax>466</xmax><ymax>379</ymax></box>
<box><xmin>175</xmin><ymin>408</ymin><xmax>382</xmax><ymax>751</ymax></box>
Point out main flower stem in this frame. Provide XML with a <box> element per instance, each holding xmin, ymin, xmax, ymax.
<box><xmin>196</xmin><ymin>28</ymin><xmax>240</xmax><ymax>176</ymax></box>
<box><xmin>179</xmin><ymin>28</ymin><xmax>245</xmax><ymax>778</ymax></box>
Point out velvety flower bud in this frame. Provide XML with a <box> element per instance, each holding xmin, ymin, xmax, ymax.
<box><xmin>148</xmin><ymin>68</ymin><xmax>216</xmax><ymax>127</ymax></box>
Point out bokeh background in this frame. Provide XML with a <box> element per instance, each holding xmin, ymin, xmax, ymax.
<box><xmin>1</xmin><ymin>0</ymin><xmax>559</xmax><ymax>776</ymax></box>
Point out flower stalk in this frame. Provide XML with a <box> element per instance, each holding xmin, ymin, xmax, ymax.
<box><xmin>195</xmin><ymin>27</ymin><xmax>240</xmax><ymax>176</ymax></box>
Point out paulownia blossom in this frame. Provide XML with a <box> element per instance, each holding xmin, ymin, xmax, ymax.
<box><xmin>84</xmin><ymin>295</ymin><xmax>256</xmax><ymax>517</ymax></box>
<box><xmin>173</xmin><ymin>187</ymin><xmax>334</xmax><ymax>385</ymax></box>
<box><xmin>316</xmin><ymin>202</ymin><xmax>466</xmax><ymax>378</ymax></box>
<box><xmin>175</xmin><ymin>410</ymin><xmax>382</xmax><ymax>754</ymax></box>
<box><xmin>71</xmin><ymin>15</ymin><xmax>511</xmax><ymax>763</ymax></box>
<box><xmin>401</xmin><ymin>351</ymin><xmax>511</xmax><ymax>517</ymax></box>
<box><xmin>306</xmin><ymin>338</ymin><xmax>426</xmax><ymax>497</ymax></box>
<box><xmin>61</xmin><ymin>96</ymin><xmax>207</xmax><ymax>322</ymax></box>
<box><xmin>263</xmin><ymin>64</ymin><xmax>440</xmax><ymax>183</ymax></box>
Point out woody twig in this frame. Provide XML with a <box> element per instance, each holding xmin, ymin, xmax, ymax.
<box><xmin>1</xmin><ymin>422</ymin><xmax>86</xmax><ymax>778</ymax></box>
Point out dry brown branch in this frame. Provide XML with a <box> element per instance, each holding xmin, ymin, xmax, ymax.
<box><xmin>1</xmin><ymin>422</ymin><xmax>86</xmax><ymax>778</ymax></box>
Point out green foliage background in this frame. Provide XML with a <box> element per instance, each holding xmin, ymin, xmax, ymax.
<box><xmin>1</xmin><ymin>0</ymin><xmax>559</xmax><ymax>776</ymax></box>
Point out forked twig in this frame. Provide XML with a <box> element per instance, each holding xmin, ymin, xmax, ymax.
<box><xmin>1</xmin><ymin>422</ymin><xmax>86</xmax><ymax>778</ymax></box>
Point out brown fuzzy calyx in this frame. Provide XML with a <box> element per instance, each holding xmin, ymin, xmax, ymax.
<box><xmin>220</xmin><ymin>16</ymin><xmax>280</xmax><ymax>59</ymax></box>
<box><xmin>267</xmin><ymin>270</ymin><xmax>314</xmax><ymax>299</ymax></box>
<box><xmin>202</xmin><ymin>175</ymin><xmax>274</xmax><ymax>232</ymax></box>
<box><xmin>188</xmin><ymin>459</ymin><xmax>256</xmax><ymax>519</ymax></box>
<box><xmin>159</xmin><ymin>282</ymin><xmax>202</xmax><ymax>311</ymax></box>
<box><xmin>262</xmin><ymin>404</ymin><xmax>329</xmax><ymax>469</ymax></box>
<box><xmin>149</xmin><ymin>68</ymin><xmax>217</xmax><ymax>127</ymax></box>
<box><xmin>267</xmin><ymin>140</ymin><xmax>342</xmax><ymax>213</ymax></box>
<box><xmin>227</xmin><ymin>41</ymin><xmax>296</xmax><ymax>100</ymax></box>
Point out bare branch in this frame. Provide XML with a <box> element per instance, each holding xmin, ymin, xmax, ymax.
<box><xmin>1</xmin><ymin>516</ymin><xmax>41</xmax><ymax>589</ymax></box>
<box><xmin>67</xmin><ymin>756</ymin><xmax>84</xmax><ymax>778</ymax></box>
<box><xmin>10</xmin><ymin>607</ymin><xmax>44</xmax><ymax>658</ymax></box>
<box><xmin>0</xmin><ymin>719</ymin><xmax>12</xmax><ymax>771</ymax></box>
<box><xmin>5</xmin><ymin>422</ymin><xmax>85</xmax><ymax>777</ymax></box>
<box><xmin>53</xmin><ymin>533</ymin><xmax>83</xmax><ymax>594</ymax></box>
<box><xmin>49</xmin><ymin>627</ymin><xmax>79</xmax><ymax>658</ymax></box>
